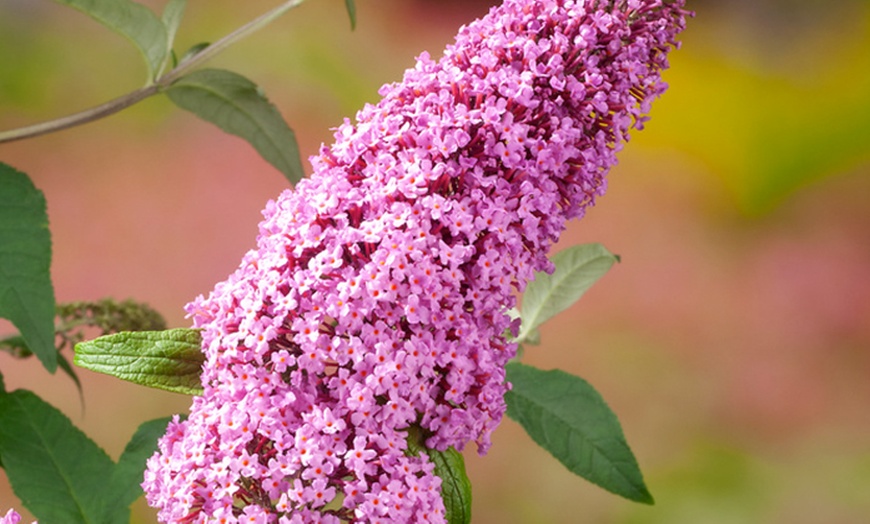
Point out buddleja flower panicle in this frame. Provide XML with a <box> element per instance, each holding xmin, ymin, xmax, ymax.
<box><xmin>144</xmin><ymin>1</ymin><xmax>688</xmax><ymax>522</ymax></box>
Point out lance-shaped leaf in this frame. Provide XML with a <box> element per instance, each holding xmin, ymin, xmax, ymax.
<box><xmin>102</xmin><ymin>416</ymin><xmax>176</xmax><ymax>517</ymax></box>
<box><xmin>406</xmin><ymin>426</ymin><xmax>472</xmax><ymax>524</ymax></box>
<box><xmin>166</xmin><ymin>68</ymin><xmax>306</xmax><ymax>184</ymax></box>
<box><xmin>0</xmin><ymin>164</ymin><xmax>56</xmax><ymax>373</ymax></box>
<box><xmin>516</xmin><ymin>243</ymin><xmax>618</xmax><ymax>344</ymax></box>
<box><xmin>177</xmin><ymin>42</ymin><xmax>210</xmax><ymax>65</ymax></box>
<box><xmin>159</xmin><ymin>0</ymin><xmax>188</xmax><ymax>73</ymax></box>
<box><xmin>74</xmin><ymin>328</ymin><xmax>205</xmax><ymax>395</ymax></box>
<box><xmin>344</xmin><ymin>0</ymin><xmax>357</xmax><ymax>29</ymax></box>
<box><xmin>0</xmin><ymin>389</ymin><xmax>119</xmax><ymax>523</ymax></box>
<box><xmin>161</xmin><ymin>0</ymin><xmax>187</xmax><ymax>49</ymax></box>
<box><xmin>505</xmin><ymin>361</ymin><xmax>653</xmax><ymax>504</ymax></box>
<box><xmin>429</xmin><ymin>446</ymin><xmax>472</xmax><ymax>524</ymax></box>
<box><xmin>57</xmin><ymin>351</ymin><xmax>84</xmax><ymax>400</ymax></box>
<box><xmin>50</xmin><ymin>0</ymin><xmax>168</xmax><ymax>81</ymax></box>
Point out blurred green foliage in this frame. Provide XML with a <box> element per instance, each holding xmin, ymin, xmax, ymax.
<box><xmin>618</xmin><ymin>442</ymin><xmax>772</xmax><ymax>524</ymax></box>
<box><xmin>3</xmin><ymin>1</ymin><xmax>868</xmax><ymax>216</ymax></box>
<box><xmin>645</xmin><ymin>1</ymin><xmax>870</xmax><ymax>215</ymax></box>
<box><xmin>0</xmin><ymin>13</ymin><xmax>59</xmax><ymax>109</ymax></box>
<box><xmin>616</xmin><ymin>441</ymin><xmax>870</xmax><ymax>524</ymax></box>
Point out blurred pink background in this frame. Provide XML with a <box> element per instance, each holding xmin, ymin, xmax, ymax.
<box><xmin>2</xmin><ymin>0</ymin><xmax>870</xmax><ymax>522</ymax></box>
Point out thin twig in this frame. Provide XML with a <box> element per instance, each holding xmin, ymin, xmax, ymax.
<box><xmin>0</xmin><ymin>0</ymin><xmax>306</xmax><ymax>144</ymax></box>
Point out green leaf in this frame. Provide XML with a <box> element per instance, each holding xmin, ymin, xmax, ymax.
<box><xmin>49</xmin><ymin>0</ymin><xmax>168</xmax><ymax>81</ymax></box>
<box><xmin>103</xmin><ymin>416</ymin><xmax>175</xmax><ymax>516</ymax></box>
<box><xmin>57</xmin><ymin>351</ymin><xmax>84</xmax><ymax>401</ymax></box>
<box><xmin>178</xmin><ymin>42</ymin><xmax>210</xmax><ymax>64</ymax></box>
<box><xmin>428</xmin><ymin>446</ymin><xmax>472</xmax><ymax>524</ymax></box>
<box><xmin>159</xmin><ymin>0</ymin><xmax>188</xmax><ymax>74</ymax></box>
<box><xmin>344</xmin><ymin>0</ymin><xmax>357</xmax><ymax>29</ymax></box>
<box><xmin>0</xmin><ymin>370</ymin><xmax>5</xmax><ymax>393</ymax></box>
<box><xmin>165</xmin><ymin>68</ymin><xmax>306</xmax><ymax>184</ymax></box>
<box><xmin>161</xmin><ymin>0</ymin><xmax>187</xmax><ymax>48</ymax></box>
<box><xmin>516</xmin><ymin>243</ymin><xmax>618</xmax><ymax>344</ymax></box>
<box><xmin>0</xmin><ymin>389</ymin><xmax>118</xmax><ymax>523</ymax></box>
<box><xmin>0</xmin><ymin>163</ymin><xmax>56</xmax><ymax>373</ymax></box>
<box><xmin>505</xmin><ymin>362</ymin><xmax>653</xmax><ymax>504</ymax></box>
<box><xmin>405</xmin><ymin>426</ymin><xmax>472</xmax><ymax>524</ymax></box>
<box><xmin>74</xmin><ymin>328</ymin><xmax>205</xmax><ymax>395</ymax></box>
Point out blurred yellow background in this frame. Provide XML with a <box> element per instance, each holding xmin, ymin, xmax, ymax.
<box><xmin>2</xmin><ymin>0</ymin><xmax>869</xmax><ymax>522</ymax></box>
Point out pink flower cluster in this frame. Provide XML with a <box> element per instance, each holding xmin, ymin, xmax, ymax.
<box><xmin>144</xmin><ymin>0</ymin><xmax>687</xmax><ymax>522</ymax></box>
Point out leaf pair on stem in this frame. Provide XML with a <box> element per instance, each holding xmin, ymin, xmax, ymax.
<box><xmin>1</xmin><ymin>0</ymin><xmax>361</xmax><ymax>184</ymax></box>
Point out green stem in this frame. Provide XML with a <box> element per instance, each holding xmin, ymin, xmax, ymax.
<box><xmin>0</xmin><ymin>0</ymin><xmax>306</xmax><ymax>144</ymax></box>
<box><xmin>0</xmin><ymin>87</ymin><xmax>158</xmax><ymax>144</ymax></box>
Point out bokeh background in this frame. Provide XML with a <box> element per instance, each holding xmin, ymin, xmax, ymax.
<box><xmin>2</xmin><ymin>0</ymin><xmax>870</xmax><ymax>522</ymax></box>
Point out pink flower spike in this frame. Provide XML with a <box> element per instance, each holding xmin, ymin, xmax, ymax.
<box><xmin>144</xmin><ymin>1</ymin><xmax>688</xmax><ymax>522</ymax></box>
